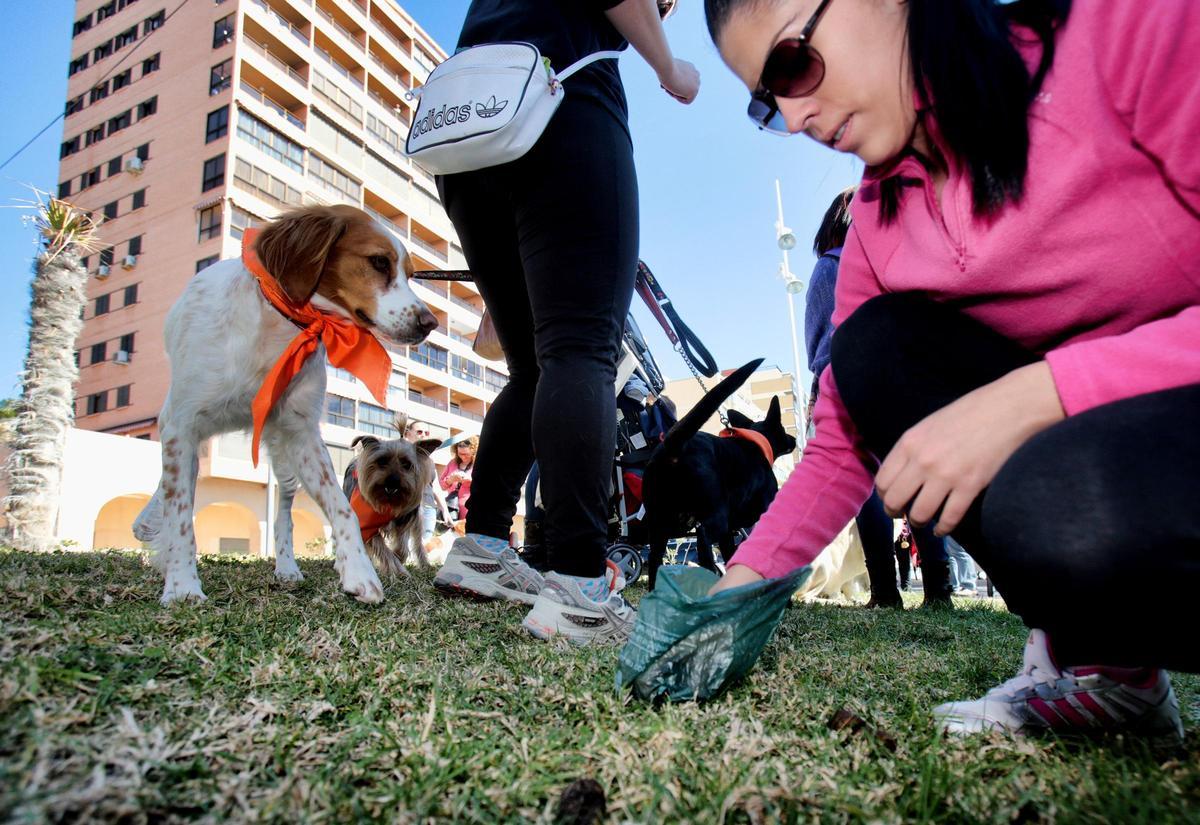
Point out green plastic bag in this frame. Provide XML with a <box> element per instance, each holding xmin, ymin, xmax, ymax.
<box><xmin>616</xmin><ymin>565</ymin><xmax>811</xmax><ymax>702</ymax></box>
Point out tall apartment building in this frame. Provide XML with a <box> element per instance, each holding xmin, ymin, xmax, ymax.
<box><xmin>55</xmin><ymin>0</ymin><xmax>505</xmax><ymax>553</ymax></box>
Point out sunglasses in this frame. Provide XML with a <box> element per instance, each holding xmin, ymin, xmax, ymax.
<box><xmin>747</xmin><ymin>0</ymin><xmax>835</xmax><ymax>135</ymax></box>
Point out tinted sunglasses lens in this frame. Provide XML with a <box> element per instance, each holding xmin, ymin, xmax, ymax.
<box><xmin>747</xmin><ymin>92</ymin><xmax>790</xmax><ymax>136</ymax></box>
<box><xmin>762</xmin><ymin>40</ymin><xmax>824</xmax><ymax>98</ymax></box>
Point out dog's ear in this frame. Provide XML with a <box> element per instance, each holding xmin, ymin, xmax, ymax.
<box><xmin>766</xmin><ymin>396</ymin><xmax>782</xmax><ymax>424</ymax></box>
<box><xmin>351</xmin><ymin>435</ymin><xmax>380</xmax><ymax>454</ymax></box>
<box><xmin>254</xmin><ymin>207</ymin><xmax>349</xmax><ymax>303</ymax></box>
<box><xmin>725</xmin><ymin>409</ymin><xmax>754</xmax><ymax>430</ymax></box>
<box><xmin>393</xmin><ymin>414</ymin><xmax>408</xmax><ymax>436</ymax></box>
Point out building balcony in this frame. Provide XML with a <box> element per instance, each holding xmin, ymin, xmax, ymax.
<box><xmin>240</xmin><ymin>32</ymin><xmax>309</xmax><ymax>91</ymax></box>
<box><xmin>246</xmin><ymin>0</ymin><xmax>311</xmax><ymax>50</ymax></box>
<box><xmin>238</xmin><ymin>79</ymin><xmax>306</xmax><ymax>132</ymax></box>
<box><xmin>314</xmin><ymin>1</ymin><xmax>365</xmax><ymax>54</ymax></box>
<box><xmin>314</xmin><ymin>42</ymin><xmax>363</xmax><ymax>90</ymax></box>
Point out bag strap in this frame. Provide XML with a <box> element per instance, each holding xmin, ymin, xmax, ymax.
<box><xmin>556</xmin><ymin>50</ymin><xmax>624</xmax><ymax>82</ymax></box>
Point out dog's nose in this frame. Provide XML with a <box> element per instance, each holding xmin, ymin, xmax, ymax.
<box><xmin>417</xmin><ymin>309</ymin><xmax>437</xmax><ymax>334</ymax></box>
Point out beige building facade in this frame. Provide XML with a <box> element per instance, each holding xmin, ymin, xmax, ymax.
<box><xmin>56</xmin><ymin>0</ymin><xmax>499</xmax><ymax>552</ymax></box>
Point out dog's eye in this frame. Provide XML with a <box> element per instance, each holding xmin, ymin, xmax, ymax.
<box><xmin>369</xmin><ymin>255</ymin><xmax>391</xmax><ymax>275</ymax></box>
<box><xmin>399</xmin><ymin>459</ymin><xmax>411</xmax><ymax>469</ymax></box>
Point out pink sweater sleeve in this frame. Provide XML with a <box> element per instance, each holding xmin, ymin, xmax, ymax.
<box><xmin>1046</xmin><ymin>4</ymin><xmax>1200</xmax><ymax>415</ymax></box>
<box><xmin>729</xmin><ymin>226</ymin><xmax>881</xmax><ymax>578</ymax></box>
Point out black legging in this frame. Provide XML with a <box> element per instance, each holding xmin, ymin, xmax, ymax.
<box><xmin>832</xmin><ymin>292</ymin><xmax>1200</xmax><ymax>671</ymax></box>
<box><xmin>437</xmin><ymin>99</ymin><xmax>638</xmax><ymax>578</ymax></box>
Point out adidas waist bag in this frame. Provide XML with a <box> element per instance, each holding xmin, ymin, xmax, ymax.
<box><xmin>403</xmin><ymin>42</ymin><xmax>621</xmax><ymax>175</ymax></box>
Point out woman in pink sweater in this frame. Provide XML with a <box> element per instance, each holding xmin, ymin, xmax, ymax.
<box><xmin>704</xmin><ymin>0</ymin><xmax>1198</xmax><ymax>743</ymax></box>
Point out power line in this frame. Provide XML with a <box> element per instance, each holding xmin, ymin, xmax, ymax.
<box><xmin>0</xmin><ymin>0</ymin><xmax>195</xmax><ymax>173</ymax></box>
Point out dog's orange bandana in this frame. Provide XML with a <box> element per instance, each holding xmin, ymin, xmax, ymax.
<box><xmin>243</xmin><ymin>227</ymin><xmax>390</xmax><ymax>465</ymax></box>
<box><xmin>349</xmin><ymin>487</ymin><xmax>393</xmax><ymax>544</ymax></box>
<box><xmin>720</xmin><ymin>427</ymin><xmax>775</xmax><ymax>466</ymax></box>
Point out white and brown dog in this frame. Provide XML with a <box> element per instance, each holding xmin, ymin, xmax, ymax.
<box><xmin>341</xmin><ymin>421</ymin><xmax>436</xmax><ymax>575</ymax></box>
<box><xmin>133</xmin><ymin>205</ymin><xmax>437</xmax><ymax>605</ymax></box>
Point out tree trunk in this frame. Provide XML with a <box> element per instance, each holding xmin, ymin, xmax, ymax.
<box><xmin>3</xmin><ymin>246</ymin><xmax>88</xmax><ymax>551</ymax></box>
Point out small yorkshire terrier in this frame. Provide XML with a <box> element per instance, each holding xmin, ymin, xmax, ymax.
<box><xmin>341</xmin><ymin>417</ymin><xmax>435</xmax><ymax>576</ymax></box>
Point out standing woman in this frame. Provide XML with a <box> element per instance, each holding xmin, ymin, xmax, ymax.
<box><xmin>433</xmin><ymin>0</ymin><xmax>700</xmax><ymax>645</ymax></box>
<box><xmin>706</xmin><ymin>0</ymin><xmax>1199</xmax><ymax>742</ymax></box>
<box><xmin>439</xmin><ymin>434</ymin><xmax>477</xmax><ymax>522</ymax></box>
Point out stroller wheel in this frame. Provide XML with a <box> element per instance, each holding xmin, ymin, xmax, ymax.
<box><xmin>606</xmin><ymin>543</ymin><xmax>644</xmax><ymax>584</ymax></box>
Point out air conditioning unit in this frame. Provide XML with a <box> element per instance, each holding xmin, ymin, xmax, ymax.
<box><xmin>113</xmin><ymin>350</ymin><xmax>130</xmax><ymax>365</ymax></box>
<box><xmin>125</xmin><ymin>156</ymin><xmax>144</xmax><ymax>174</ymax></box>
<box><xmin>97</xmin><ymin>264</ymin><xmax>111</xmax><ymax>278</ymax></box>
<box><xmin>122</xmin><ymin>254</ymin><xmax>137</xmax><ymax>269</ymax></box>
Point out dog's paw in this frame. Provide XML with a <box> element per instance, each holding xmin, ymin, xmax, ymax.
<box><xmin>340</xmin><ymin>559</ymin><xmax>385</xmax><ymax>604</ymax></box>
<box><xmin>274</xmin><ymin>563</ymin><xmax>305</xmax><ymax>583</ymax></box>
<box><xmin>160</xmin><ymin>576</ymin><xmax>207</xmax><ymax>606</ymax></box>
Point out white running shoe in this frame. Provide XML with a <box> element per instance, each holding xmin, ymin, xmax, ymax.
<box><xmin>933</xmin><ymin>629</ymin><xmax>1184</xmax><ymax>745</ymax></box>
<box><xmin>521</xmin><ymin>570</ymin><xmax>636</xmax><ymax>646</ymax></box>
<box><xmin>433</xmin><ymin>535</ymin><xmax>545</xmax><ymax>606</ymax></box>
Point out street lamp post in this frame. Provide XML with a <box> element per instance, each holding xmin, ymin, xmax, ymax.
<box><xmin>774</xmin><ymin>179</ymin><xmax>807</xmax><ymax>453</ymax></box>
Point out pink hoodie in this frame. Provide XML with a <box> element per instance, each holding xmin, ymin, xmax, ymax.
<box><xmin>732</xmin><ymin>0</ymin><xmax>1200</xmax><ymax>580</ymax></box>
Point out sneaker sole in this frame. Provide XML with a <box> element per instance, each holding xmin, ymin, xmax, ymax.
<box><xmin>521</xmin><ymin>596</ymin><xmax>628</xmax><ymax>646</ymax></box>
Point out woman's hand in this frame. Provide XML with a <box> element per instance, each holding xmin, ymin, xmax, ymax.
<box><xmin>707</xmin><ymin>563</ymin><xmax>764</xmax><ymax>595</ymax></box>
<box><xmin>659</xmin><ymin>58</ymin><xmax>700</xmax><ymax>103</ymax></box>
<box><xmin>875</xmin><ymin>361</ymin><xmax>1065</xmax><ymax>536</ymax></box>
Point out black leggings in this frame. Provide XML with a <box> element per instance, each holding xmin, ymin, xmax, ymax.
<box><xmin>437</xmin><ymin>100</ymin><xmax>638</xmax><ymax>578</ymax></box>
<box><xmin>832</xmin><ymin>293</ymin><xmax>1200</xmax><ymax>671</ymax></box>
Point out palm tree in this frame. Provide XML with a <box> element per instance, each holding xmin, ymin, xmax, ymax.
<box><xmin>3</xmin><ymin>196</ymin><xmax>101</xmax><ymax>551</ymax></box>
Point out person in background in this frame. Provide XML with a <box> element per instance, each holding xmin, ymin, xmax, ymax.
<box><xmin>705</xmin><ymin>0</ymin><xmax>1198</xmax><ymax>742</ymax></box>
<box><xmin>405</xmin><ymin>420</ymin><xmax>450</xmax><ymax>553</ymax></box>
<box><xmin>433</xmin><ymin>0</ymin><xmax>700</xmax><ymax>645</ymax></box>
<box><xmin>440</xmin><ymin>434</ymin><xmax>477</xmax><ymax>523</ymax></box>
<box><xmin>804</xmin><ymin>187</ymin><xmax>950</xmax><ymax>608</ymax></box>
<box><xmin>946</xmin><ymin>536</ymin><xmax>977</xmax><ymax>594</ymax></box>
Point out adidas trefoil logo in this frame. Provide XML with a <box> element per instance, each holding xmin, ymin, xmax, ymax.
<box><xmin>475</xmin><ymin>96</ymin><xmax>508</xmax><ymax>118</ymax></box>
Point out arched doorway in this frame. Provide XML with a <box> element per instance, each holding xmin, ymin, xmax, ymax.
<box><xmin>93</xmin><ymin>494</ymin><xmax>152</xmax><ymax>550</ymax></box>
<box><xmin>292</xmin><ymin>509</ymin><xmax>328</xmax><ymax>557</ymax></box>
<box><xmin>195</xmin><ymin>501</ymin><xmax>260</xmax><ymax>557</ymax></box>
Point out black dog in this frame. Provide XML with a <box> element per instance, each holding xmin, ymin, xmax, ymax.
<box><xmin>641</xmin><ymin>359</ymin><xmax>796</xmax><ymax>589</ymax></box>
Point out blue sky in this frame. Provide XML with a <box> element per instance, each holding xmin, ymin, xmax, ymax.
<box><xmin>0</xmin><ymin>2</ymin><xmax>860</xmax><ymax>402</ymax></box>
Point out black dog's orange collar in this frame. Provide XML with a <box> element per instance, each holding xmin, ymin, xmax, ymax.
<box><xmin>719</xmin><ymin>427</ymin><xmax>775</xmax><ymax>465</ymax></box>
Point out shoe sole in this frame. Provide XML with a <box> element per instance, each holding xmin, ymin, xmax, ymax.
<box><xmin>521</xmin><ymin>596</ymin><xmax>629</xmax><ymax>646</ymax></box>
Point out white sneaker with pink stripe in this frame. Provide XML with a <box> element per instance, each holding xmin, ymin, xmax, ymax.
<box><xmin>933</xmin><ymin>629</ymin><xmax>1184</xmax><ymax>745</ymax></box>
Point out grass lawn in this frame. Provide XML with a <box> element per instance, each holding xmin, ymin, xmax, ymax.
<box><xmin>1</xmin><ymin>549</ymin><xmax>1197</xmax><ymax>823</ymax></box>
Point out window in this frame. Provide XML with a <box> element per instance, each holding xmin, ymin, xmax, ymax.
<box><xmin>73</xmin><ymin>14</ymin><xmax>93</xmax><ymax>37</ymax></box>
<box><xmin>213</xmin><ymin>14</ymin><xmax>234</xmax><ymax>47</ymax></box>
<box><xmin>143</xmin><ymin>10</ymin><xmax>165</xmax><ymax>34</ymax></box>
<box><xmin>123</xmin><ymin>284</ymin><xmax>138</xmax><ymax>305</ymax></box>
<box><xmin>358</xmin><ymin>402</ymin><xmax>393</xmax><ymax>437</ymax></box>
<box><xmin>209</xmin><ymin>59</ymin><xmax>232</xmax><ymax>95</ymax></box>
<box><xmin>411</xmin><ymin>342</ymin><xmax>447</xmax><ymax>371</ymax></box>
<box><xmin>86</xmin><ymin>392</ymin><xmax>108</xmax><ymax>415</ymax></box>
<box><xmin>103</xmin><ymin>201</ymin><xmax>119</xmax><ymax>220</ymax></box>
<box><xmin>108</xmin><ymin>110</ymin><xmax>132</xmax><ymax>133</ymax></box>
<box><xmin>86</xmin><ymin>125</ymin><xmax>105</xmax><ymax>146</ymax></box>
<box><xmin>94</xmin><ymin>40</ymin><xmax>114</xmax><ymax>62</ymax></box>
<box><xmin>96</xmin><ymin>1</ymin><xmax>117</xmax><ymax>22</ymax></box>
<box><xmin>115</xmin><ymin>26</ymin><xmax>138</xmax><ymax>49</ymax></box>
<box><xmin>485</xmin><ymin>368</ymin><xmax>508</xmax><ymax>392</ymax></box>
<box><xmin>198</xmin><ymin>204</ymin><xmax>222</xmax><ymax>241</ymax></box>
<box><xmin>58</xmin><ymin>180</ymin><xmax>72</xmax><ymax>199</ymax></box>
<box><xmin>136</xmin><ymin>143</ymin><xmax>150</xmax><ymax>161</ymax></box>
<box><xmin>81</xmin><ymin>167</ymin><xmax>101</xmax><ymax>190</ymax></box>
<box><xmin>236</xmin><ymin>111</ymin><xmax>304</xmax><ymax>173</ymax></box>
<box><xmin>118</xmin><ymin>0</ymin><xmax>141</xmax><ymax>10</ymax></box>
<box><xmin>68</xmin><ymin>55</ymin><xmax>89</xmax><ymax>76</ymax></box>
<box><xmin>195</xmin><ymin>255</ymin><xmax>219</xmax><ymax>273</ymax></box>
<box><xmin>99</xmin><ymin>248</ymin><xmax>114</xmax><ymax>267</ymax></box>
<box><xmin>60</xmin><ymin>137</ymin><xmax>81</xmax><ymax>158</ymax></box>
<box><xmin>95</xmin><ymin>294</ymin><xmax>111</xmax><ymax>315</ymax></box>
<box><xmin>112</xmin><ymin>69</ymin><xmax>133</xmax><ymax>91</ymax></box>
<box><xmin>308</xmin><ymin>153</ymin><xmax>362</xmax><ymax>202</ymax></box>
<box><xmin>201</xmin><ymin>154</ymin><xmax>225</xmax><ymax>191</ymax></box>
<box><xmin>205</xmin><ymin>106</ymin><xmax>228</xmax><ymax>143</ymax></box>
<box><xmin>115</xmin><ymin>385</ymin><xmax>131</xmax><ymax>407</ymax></box>
<box><xmin>65</xmin><ymin>95</ymin><xmax>85</xmax><ymax>116</ymax></box>
<box><xmin>325</xmin><ymin>394</ymin><xmax>355</xmax><ymax>427</ymax></box>
<box><xmin>131</xmin><ymin>189</ymin><xmax>146</xmax><ymax>210</ymax></box>
<box><xmin>119</xmin><ymin>333</ymin><xmax>135</xmax><ymax>353</ymax></box>
<box><xmin>229</xmin><ymin>206</ymin><xmax>261</xmax><ymax>241</ymax></box>
<box><xmin>107</xmin><ymin>155</ymin><xmax>123</xmax><ymax>177</ymax></box>
<box><xmin>127</xmin><ymin>235</ymin><xmax>142</xmax><ymax>256</ymax></box>
<box><xmin>232</xmin><ymin>158</ymin><xmax>302</xmax><ymax>207</ymax></box>
<box><xmin>142</xmin><ymin>52</ymin><xmax>160</xmax><ymax>76</ymax></box>
<box><xmin>137</xmin><ymin>96</ymin><xmax>157</xmax><ymax>119</ymax></box>
<box><xmin>90</xmin><ymin>342</ymin><xmax>108</xmax><ymax>364</ymax></box>
<box><xmin>90</xmin><ymin>82</ymin><xmax>109</xmax><ymax>104</ymax></box>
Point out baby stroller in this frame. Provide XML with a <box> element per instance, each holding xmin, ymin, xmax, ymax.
<box><xmin>413</xmin><ymin>261</ymin><xmax>720</xmax><ymax>584</ymax></box>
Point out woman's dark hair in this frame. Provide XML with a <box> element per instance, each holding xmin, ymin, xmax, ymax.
<box><xmin>813</xmin><ymin>186</ymin><xmax>855</xmax><ymax>256</ymax></box>
<box><xmin>705</xmin><ymin>0</ymin><xmax>1073</xmax><ymax>221</ymax></box>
